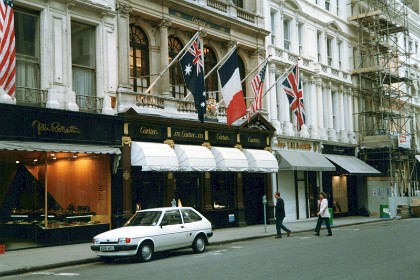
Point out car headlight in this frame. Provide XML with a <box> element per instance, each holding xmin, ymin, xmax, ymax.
<box><xmin>118</xmin><ymin>237</ymin><xmax>132</xmax><ymax>244</ymax></box>
<box><xmin>93</xmin><ymin>239</ymin><xmax>100</xmax><ymax>244</ymax></box>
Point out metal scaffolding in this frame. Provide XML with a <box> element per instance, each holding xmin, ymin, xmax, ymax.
<box><xmin>348</xmin><ymin>0</ymin><xmax>417</xmax><ymax>196</ymax></box>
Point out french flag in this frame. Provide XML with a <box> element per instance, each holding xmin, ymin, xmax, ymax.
<box><xmin>217</xmin><ymin>49</ymin><xmax>246</xmax><ymax>126</ymax></box>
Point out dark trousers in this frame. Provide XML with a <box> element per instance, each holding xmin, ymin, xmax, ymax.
<box><xmin>276</xmin><ymin>217</ymin><xmax>290</xmax><ymax>236</ymax></box>
<box><xmin>315</xmin><ymin>216</ymin><xmax>332</xmax><ymax>235</ymax></box>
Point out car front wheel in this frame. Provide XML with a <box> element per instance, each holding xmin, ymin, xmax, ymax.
<box><xmin>192</xmin><ymin>235</ymin><xmax>206</xmax><ymax>253</ymax></box>
<box><xmin>137</xmin><ymin>242</ymin><xmax>153</xmax><ymax>262</ymax></box>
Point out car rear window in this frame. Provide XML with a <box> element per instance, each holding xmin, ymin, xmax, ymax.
<box><xmin>181</xmin><ymin>209</ymin><xmax>202</xmax><ymax>223</ymax></box>
<box><xmin>125</xmin><ymin>211</ymin><xmax>162</xmax><ymax>226</ymax></box>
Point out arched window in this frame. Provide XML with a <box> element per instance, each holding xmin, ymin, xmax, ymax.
<box><xmin>129</xmin><ymin>25</ymin><xmax>149</xmax><ymax>92</ymax></box>
<box><xmin>238</xmin><ymin>56</ymin><xmax>247</xmax><ymax>104</ymax></box>
<box><xmin>204</xmin><ymin>46</ymin><xmax>218</xmax><ymax>101</ymax></box>
<box><xmin>168</xmin><ymin>36</ymin><xmax>187</xmax><ymax>98</ymax></box>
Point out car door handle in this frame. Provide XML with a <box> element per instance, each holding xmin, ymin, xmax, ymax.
<box><xmin>181</xmin><ymin>226</ymin><xmax>185</xmax><ymax>228</ymax></box>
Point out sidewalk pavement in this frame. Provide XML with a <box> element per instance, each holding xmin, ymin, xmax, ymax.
<box><xmin>0</xmin><ymin>216</ymin><xmax>389</xmax><ymax>277</ymax></box>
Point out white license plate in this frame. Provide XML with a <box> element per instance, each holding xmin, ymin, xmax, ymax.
<box><xmin>100</xmin><ymin>246</ymin><xmax>115</xmax><ymax>252</ymax></box>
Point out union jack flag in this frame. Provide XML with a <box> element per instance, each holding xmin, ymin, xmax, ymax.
<box><xmin>247</xmin><ymin>61</ymin><xmax>268</xmax><ymax>120</ymax></box>
<box><xmin>0</xmin><ymin>0</ymin><xmax>16</xmax><ymax>97</ymax></box>
<box><xmin>282</xmin><ymin>64</ymin><xmax>305</xmax><ymax>129</ymax></box>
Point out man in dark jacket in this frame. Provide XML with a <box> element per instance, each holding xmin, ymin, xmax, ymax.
<box><xmin>275</xmin><ymin>191</ymin><xmax>292</xmax><ymax>238</ymax></box>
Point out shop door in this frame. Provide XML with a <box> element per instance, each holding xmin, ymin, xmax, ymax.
<box><xmin>243</xmin><ymin>173</ymin><xmax>265</xmax><ymax>225</ymax></box>
<box><xmin>132</xmin><ymin>172</ymin><xmax>164</xmax><ymax>210</ymax></box>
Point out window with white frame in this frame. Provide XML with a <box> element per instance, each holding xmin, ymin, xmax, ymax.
<box><xmin>337</xmin><ymin>40</ymin><xmax>342</xmax><ymax>69</ymax></box>
<box><xmin>336</xmin><ymin>0</ymin><xmax>340</xmax><ymax>16</ymax></box>
<box><xmin>283</xmin><ymin>18</ymin><xmax>291</xmax><ymax>51</ymax></box>
<box><xmin>325</xmin><ymin>0</ymin><xmax>330</xmax><ymax>11</ymax></box>
<box><xmin>317</xmin><ymin>31</ymin><xmax>322</xmax><ymax>63</ymax></box>
<box><xmin>14</xmin><ymin>8</ymin><xmax>40</xmax><ymax>102</ymax></box>
<box><xmin>71</xmin><ymin>21</ymin><xmax>96</xmax><ymax>108</ymax></box>
<box><xmin>298</xmin><ymin>23</ymin><xmax>304</xmax><ymax>55</ymax></box>
<box><xmin>270</xmin><ymin>11</ymin><xmax>276</xmax><ymax>45</ymax></box>
<box><xmin>327</xmin><ymin>37</ymin><xmax>333</xmax><ymax>66</ymax></box>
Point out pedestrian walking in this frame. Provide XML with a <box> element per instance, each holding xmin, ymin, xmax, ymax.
<box><xmin>274</xmin><ymin>191</ymin><xmax>292</xmax><ymax>238</ymax></box>
<box><xmin>314</xmin><ymin>192</ymin><xmax>332</xmax><ymax>236</ymax></box>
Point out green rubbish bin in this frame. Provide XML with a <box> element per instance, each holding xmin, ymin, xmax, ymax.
<box><xmin>380</xmin><ymin>204</ymin><xmax>390</xmax><ymax>218</ymax></box>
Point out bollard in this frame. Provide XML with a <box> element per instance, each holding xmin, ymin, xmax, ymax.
<box><xmin>0</xmin><ymin>244</ymin><xmax>5</xmax><ymax>254</ymax></box>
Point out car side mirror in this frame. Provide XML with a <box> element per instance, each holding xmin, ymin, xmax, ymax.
<box><xmin>160</xmin><ymin>220</ymin><xmax>168</xmax><ymax>228</ymax></box>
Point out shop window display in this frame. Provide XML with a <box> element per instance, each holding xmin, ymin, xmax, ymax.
<box><xmin>0</xmin><ymin>151</ymin><xmax>111</xmax><ymax>246</ymax></box>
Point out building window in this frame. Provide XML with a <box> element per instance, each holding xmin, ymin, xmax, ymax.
<box><xmin>204</xmin><ymin>46</ymin><xmax>218</xmax><ymax>100</ymax></box>
<box><xmin>168</xmin><ymin>36</ymin><xmax>186</xmax><ymax>99</ymax></box>
<box><xmin>14</xmin><ymin>8</ymin><xmax>40</xmax><ymax>104</ymax></box>
<box><xmin>270</xmin><ymin>11</ymin><xmax>276</xmax><ymax>45</ymax></box>
<box><xmin>337</xmin><ymin>41</ymin><xmax>342</xmax><ymax>69</ymax></box>
<box><xmin>336</xmin><ymin>0</ymin><xmax>340</xmax><ymax>15</ymax></box>
<box><xmin>71</xmin><ymin>21</ymin><xmax>96</xmax><ymax>109</ymax></box>
<box><xmin>325</xmin><ymin>0</ymin><xmax>330</xmax><ymax>11</ymax></box>
<box><xmin>129</xmin><ymin>25</ymin><xmax>149</xmax><ymax>92</ymax></box>
<box><xmin>298</xmin><ymin>23</ymin><xmax>304</xmax><ymax>55</ymax></box>
<box><xmin>233</xmin><ymin>0</ymin><xmax>243</xmax><ymax>8</ymax></box>
<box><xmin>317</xmin><ymin>31</ymin><xmax>322</xmax><ymax>63</ymax></box>
<box><xmin>283</xmin><ymin>19</ymin><xmax>291</xmax><ymax>51</ymax></box>
<box><xmin>327</xmin><ymin>37</ymin><xmax>333</xmax><ymax>67</ymax></box>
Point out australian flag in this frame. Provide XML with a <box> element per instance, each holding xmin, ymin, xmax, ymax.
<box><xmin>179</xmin><ymin>36</ymin><xmax>206</xmax><ymax>122</ymax></box>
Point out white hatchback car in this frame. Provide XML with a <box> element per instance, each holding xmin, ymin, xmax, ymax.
<box><xmin>91</xmin><ymin>207</ymin><xmax>213</xmax><ymax>262</ymax></box>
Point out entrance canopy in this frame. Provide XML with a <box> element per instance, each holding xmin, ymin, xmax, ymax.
<box><xmin>276</xmin><ymin>150</ymin><xmax>336</xmax><ymax>171</ymax></box>
<box><xmin>0</xmin><ymin>141</ymin><xmax>121</xmax><ymax>155</ymax></box>
<box><xmin>131</xmin><ymin>141</ymin><xmax>178</xmax><ymax>171</ymax></box>
<box><xmin>242</xmin><ymin>149</ymin><xmax>278</xmax><ymax>173</ymax></box>
<box><xmin>174</xmin><ymin>145</ymin><xmax>216</xmax><ymax>172</ymax></box>
<box><xmin>210</xmin><ymin>146</ymin><xmax>248</xmax><ymax>172</ymax></box>
<box><xmin>324</xmin><ymin>154</ymin><xmax>381</xmax><ymax>175</ymax></box>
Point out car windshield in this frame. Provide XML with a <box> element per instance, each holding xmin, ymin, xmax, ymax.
<box><xmin>125</xmin><ymin>211</ymin><xmax>162</xmax><ymax>226</ymax></box>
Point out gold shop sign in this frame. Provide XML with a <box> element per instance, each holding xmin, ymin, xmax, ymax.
<box><xmin>277</xmin><ymin>141</ymin><xmax>313</xmax><ymax>151</ymax></box>
<box><xmin>32</xmin><ymin>120</ymin><xmax>80</xmax><ymax>136</ymax></box>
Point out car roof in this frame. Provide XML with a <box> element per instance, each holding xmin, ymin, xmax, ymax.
<box><xmin>136</xmin><ymin>207</ymin><xmax>195</xmax><ymax>213</ymax></box>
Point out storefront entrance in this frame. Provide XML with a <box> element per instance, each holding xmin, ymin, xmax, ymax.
<box><xmin>243</xmin><ymin>173</ymin><xmax>265</xmax><ymax>225</ymax></box>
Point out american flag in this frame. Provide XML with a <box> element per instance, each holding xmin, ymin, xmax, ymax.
<box><xmin>247</xmin><ymin>61</ymin><xmax>268</xmax><ymax>120</ymax></box>
<box><xmin>282</xmin><ymin>64</ymin><xmax>305</xmax><ymax>129</ymax></box>
<box><xmin>0</xmin><ymin>0</ymin><xmax>16</xmax><ymax>97</ymax></box>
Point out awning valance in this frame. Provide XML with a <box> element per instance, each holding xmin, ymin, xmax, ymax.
<box><xmin>276</xmin><ymin>150</ymin><xmax>336</xmax><ymax>171</ymax></box>
<box><xmin>210</xmin><ymin>146</ymin><xmax>248</xmax><ymax>172</ymax></box>
<box><xmin>0</xmin><ymin>141</ymin><xmax>121</xmax><ymax>155</ymax></box>
<box><xmin>242</xmin><ymin>149</ymin><xmax>279</xmax><ymax>173</ymax></box>
<box><xmin>174</xmin><ymin>145</ymin><xmax>216</xmax><ymax>172</ymax></box>
<box><xmin>324</xmin><ymin>154</ymin><xmax>381</xmax><ymax>175</ymax></box>
<box><xmin>131</xmin><ymin>142</ymin><xmax>178</xmax><ymax>171</ymax></box>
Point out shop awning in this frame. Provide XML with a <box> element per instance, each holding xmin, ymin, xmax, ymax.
<box><xmin>131</xmin><ymin>141</ymin><xmax>178</xmax><ymax>171</ymax></box>
<box><xmin>174</xmin><ymin>145</ymin><xmax>216</xmax><ymax>172</ymax></box>
<box><xmin>210</xmin><ymin>146</ymin><xmax>248</xmax><ymax>172</ymax></box>
<box><xmin>276</xmin><ymin>150</ymin><xmax>336</xmax><ymax>171</ymax></box>
<box><xmin>324</xmin><ymin>154</ymin><xmax>381</xmax><ymax>174</ymax></box>
<box><xmin>242</xmin><ymin>149</ymin><xmax>279</xmax><ymax>173</ymax></box>
<box><xmin>0</xmin><ymin>141</ymin><xmax>121</xmax><ymax>154</ymax></box>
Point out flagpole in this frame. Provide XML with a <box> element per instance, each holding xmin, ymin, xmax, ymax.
<box><xmin>240</xmin><ymin>54</ymin><xmax>271</xmax><ymax>83</ymax></box>
<box><xmin>204</xmin><ymin>44</ymin><xmax>238</xmax><ymax>80</ymax></box>
<box><xmin>262</xmin><ymin>62</ymin><xmax>296</xmax><ymax>98</ymax></box>
<box><xmin>145</xmin><ymin>31</ymin><xmax>200</xmax><ymax>94</ymax></box>
<box><xmin>185</xmin><ymin>44</ymin><xmax>237</xmax><ymax>100</ymax></box>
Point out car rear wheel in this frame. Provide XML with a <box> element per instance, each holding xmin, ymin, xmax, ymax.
<box><xmin>137</xmin><ymin>242</ymin><xmax>153</xmax><ymax>262</ymax></box>
<box><xmin>192</xmin><ymin>235</ymin><xmax>206</xmax><ymax>253</ymax></box>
